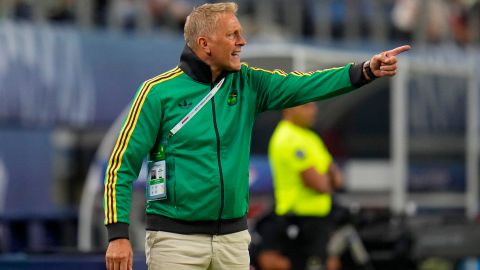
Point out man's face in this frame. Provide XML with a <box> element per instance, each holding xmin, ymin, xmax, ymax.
<box><xmin>206</xmin><ymin>12</ymin><xmax>246</xmax><ymax>73</ymax></box>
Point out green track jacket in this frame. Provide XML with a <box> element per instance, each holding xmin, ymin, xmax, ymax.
<box><xmin>104</xmin><ymin>45</ymin><xmax>370</xmax><ymax>240</ymax></box>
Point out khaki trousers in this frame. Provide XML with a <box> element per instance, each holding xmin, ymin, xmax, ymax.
<box><xmin>145</xmin><ymin>230</ymin><xmax>251</xmax><ymax>270</ymax></box>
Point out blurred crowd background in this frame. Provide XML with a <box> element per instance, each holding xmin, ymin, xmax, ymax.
<box><xmin>1</xmin><ymin>0</ymin><xmax>480</xmax><ymax>270</ymax></box>
<box><xmin>2</xmin><ymin>0</ymin><xmax>480</xmax><ymax>45</ymax></box>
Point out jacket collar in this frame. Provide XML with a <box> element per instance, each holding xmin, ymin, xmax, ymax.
<box><xmin>179</xmin><ymin>44</ymin><xmax>232</xmax><ymax>84</ymax></box>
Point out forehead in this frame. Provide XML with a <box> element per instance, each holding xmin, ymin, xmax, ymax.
<box><xmin>216</xmin><ymin>12</ymin><xmax>242</xmax><ymax>31</ymax></box>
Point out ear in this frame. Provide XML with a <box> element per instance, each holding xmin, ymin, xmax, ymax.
<box><xmin>197</xmin><ymin>37</ymin><xmax>211</xmax><ymax>55</ymax></box>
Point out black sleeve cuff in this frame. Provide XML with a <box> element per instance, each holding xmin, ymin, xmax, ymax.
<box><xmin>349</xmin><ymin>61</ymin><xmax>371</xmax><ymax>88</ymax></box>
<box><xmin>106</xmin><ymin>222</ymin><xmax>130</xmax><ymax>242</ymax></box>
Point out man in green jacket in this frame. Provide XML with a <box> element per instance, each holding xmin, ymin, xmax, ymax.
<box><xmin>104</xmin><ymin>2</ymin><xmax>410</xmax><ymax>270</ymax></box>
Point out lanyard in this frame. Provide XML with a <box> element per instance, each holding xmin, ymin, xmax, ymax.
<box><xmin>169</xmin><ymin>78</ymin><xmax>225</xmax><ymax>137</ymax></box>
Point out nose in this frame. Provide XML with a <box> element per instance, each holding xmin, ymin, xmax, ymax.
<box><xmin>237</xmin><ymin>33</ymin><xmax>247</xmax><ymax>46</ymax></box>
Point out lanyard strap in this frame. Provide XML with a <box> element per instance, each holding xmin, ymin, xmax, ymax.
<box><xmin>169</xmin><ymin>78</ymin><xmax>225</xmax><ymax>137</ymax></box>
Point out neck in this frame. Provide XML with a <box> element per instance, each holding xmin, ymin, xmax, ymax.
<box><xmin>181</xmin><ymin>45</ymin><xmax>233</xmax><ymax>84</ymax></box>
<box><xmin>192</xmin><ymin>47</ymin><xmax>220</xmax><ymax>82</ymax></box>
<box><xmin>211</xmin><ymin>68</ymin><xmax>221</xmax><ymax>82</ymax></box>
<box><xmin>284</xmin><ymin>117</ymin><xmax>308</xmax><ymax>128</ymax></box>
<box><xmin>284</xmin><ymin>117</ymin><xmax>297</xmax><ymax>126</ymax></box>
<box><xmin>202</xmin><ymin>57</ymin><xmax>222</xmax><ymax>82</ymax></box>
<box><xmin>180</xmin><ymin>45</ymin><xmax>216</xmax><ymax>84</ymax></box>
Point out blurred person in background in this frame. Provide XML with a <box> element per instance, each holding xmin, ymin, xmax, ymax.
<box><xmin>109</xmin><ymin>0</ymin><xmax>145</xmax><ymax>31</ymax></box>
<box><xmin>391</xmin><ymin>0</ymin><xmax>418</xmax><ymax>42</ymax></box>
<box><xmin>391</xmin><ymin>0</ymin><xmax>467</xmax><ymax>45</ymax></box>
<box><xmin>103</xmin><ymin>2</ymin><xmax>410</xmax><ymax>270</ymax></box>
<box><xmin>12</xmin><ymin>0</ymin><xmax>33</xmax><ymax>21</ymax></box>
<box><xmin>148</xmin><ymin>0</ymin><xmax>194</xmax><ymax>31</ymax></box>
<box><xmin>258</xmin><ymin>102</ymin><xmax>343</xmax><ymax>270</ymax></box>
<box><xmin>449</xmin><ymin>0</ymin><xmax>470</xmax><ymax>47</ymax></box>
<box><xmin>48</xmin><ymin>0</ymin><xmax>75</xmax><ymax>24</ymax></box>
<box><xmin>256</xmin><ymin>103</ymin><xmax>374</xmax><ymax>270</ymax></box>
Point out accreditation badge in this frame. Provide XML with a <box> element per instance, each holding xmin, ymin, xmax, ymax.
<box><xmin>146</xmin><ymin>151</ymin><xmax>167</xmax><ymax>201</ymax></box>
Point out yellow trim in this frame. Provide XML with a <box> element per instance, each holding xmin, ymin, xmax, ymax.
<box><xmin>104</xmin><ymin>67</ymin><xmax>183</xmax><ymax>224</ymax></box>
<box><xmin>274</xmin><ymin>69</ymin><xmax>287</xmax><ymax>76</ymax></box>
<box><xmin>250</xmin><ymin>67</ymin><xmax>288</xmax><ymax>77</ymax></box>
<box><xmin>250</xmin><ymin>65</ymin><xmax>345</xmax><ymax>77</ymax></box>
<box><xmin>291</xmin><ymin>71</ymin><xmax>303</xmax><ymax>76</ymax></box>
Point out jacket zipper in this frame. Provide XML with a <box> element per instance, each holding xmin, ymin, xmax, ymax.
<box><xmin>211</xmin><ymin>93</ymin><xmax>225</xmax><ymax>234</ymax></box>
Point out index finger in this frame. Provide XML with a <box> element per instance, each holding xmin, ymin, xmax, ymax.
<box><xmin>385</xmin><ymin>45</ymin><xmax>411</xmax><ymax>57</ymax></box>
<box><xmin>128</xmin><ymin>253</ymin><xmax>133</xmax><ymax>270</ymax></box>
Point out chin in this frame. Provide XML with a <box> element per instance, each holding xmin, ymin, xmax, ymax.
<box><xmin>229</xmin><ymin>62</ymin><xmax>242</xmax><ymax>71</ymax></box>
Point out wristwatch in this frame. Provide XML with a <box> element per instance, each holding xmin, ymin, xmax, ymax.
<box><xmin>363</xmin><ymin>60</ymin><xmax>377</xmax><ymax>80</ymax></box>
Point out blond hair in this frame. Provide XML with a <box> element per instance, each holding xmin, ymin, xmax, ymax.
<box><xmin>184</xmin><ymin>2</ymin><xmax>238</xmax><ymax>48</ymax></box>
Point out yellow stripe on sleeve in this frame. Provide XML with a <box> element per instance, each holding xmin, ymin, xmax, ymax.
<box><xmin>104</xmin><ymin>67</ymin><xmax>183</xmax><ymax>224</ymax></box>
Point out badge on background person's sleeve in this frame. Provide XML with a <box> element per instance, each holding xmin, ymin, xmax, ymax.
<box><xmin>295</xmin><ymin>149</ymin><xmax>305</xmax><ymax>160</ymax></box>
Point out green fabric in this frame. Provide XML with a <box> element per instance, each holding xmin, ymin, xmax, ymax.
<box><xmin>104</xmin><ymin>63</ymin><xmax>355</xmax><ymax>225</ymax></box>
